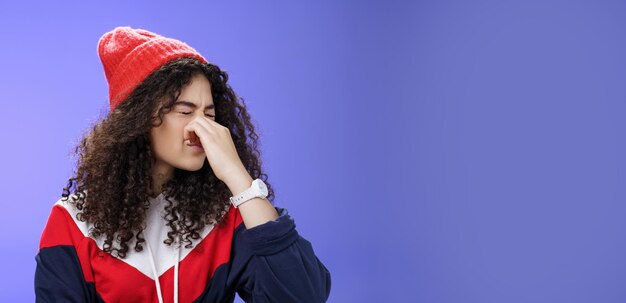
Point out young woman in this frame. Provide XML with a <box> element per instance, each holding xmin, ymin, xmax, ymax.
<box><xmin>34</xmin><ymin>26</ymin><xmax>331</xmax><ymax>303</ymax></box>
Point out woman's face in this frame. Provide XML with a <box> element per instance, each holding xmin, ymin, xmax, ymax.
<box><xmin>149</xmin><ymin>74</ymin><xmax>216</xmax><ymax>175</ymax></box>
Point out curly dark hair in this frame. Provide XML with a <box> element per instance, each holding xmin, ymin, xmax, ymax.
<box><xmin>61</xmin><ymin>57</ymin><xmax>275</xmax><ymax>259</ymax></box>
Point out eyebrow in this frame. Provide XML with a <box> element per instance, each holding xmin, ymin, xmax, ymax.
<box><xmin>174</xmin><ymin>100</ymin><xmax>215</xmax><ymax>110</ymax></box>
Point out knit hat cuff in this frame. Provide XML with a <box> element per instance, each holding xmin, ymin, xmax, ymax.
<box><xmin>108</xmin><ymin>38</ymin><xmax>208</xmax><ymax>110</ymax></box>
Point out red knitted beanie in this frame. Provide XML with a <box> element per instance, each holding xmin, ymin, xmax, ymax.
<box><xmin>97</xmin><ymin>26</ymin><xmax>209</xmax><ymax>111</ymax></box>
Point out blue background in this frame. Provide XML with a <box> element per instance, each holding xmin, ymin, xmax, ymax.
<box><xmin>1</xmin><ymin>0</ymin><xmax>625</xmax><ymax>302</ymax></box>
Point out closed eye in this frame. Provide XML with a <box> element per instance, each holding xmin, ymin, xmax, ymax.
<box><xmin>180</xmin><ymin>112</ymin><xmax>215</xmax><ymax>118</ymax></box>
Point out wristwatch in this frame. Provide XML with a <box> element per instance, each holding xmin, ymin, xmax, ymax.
<box><xmin>229</xmin><ymin>178</ymin><xmax>269</xmax><ymax>208</ymax></box>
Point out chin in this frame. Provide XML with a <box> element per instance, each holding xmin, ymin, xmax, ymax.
<box><xmin>175</xmin><ymin>158</ymin><xmax>207</xmax><ymax>172</ymax></box>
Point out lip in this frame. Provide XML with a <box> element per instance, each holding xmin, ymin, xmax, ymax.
<box><xmin>186</xmin><ymin>143</ymin><xmax>204</xmax><ymax>152</ymax></box>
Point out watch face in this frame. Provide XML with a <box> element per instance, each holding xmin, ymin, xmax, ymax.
<box><xmin>257</xmin><ymin>179</ymin><xmax>269</xmax><ymax>196</ymax></box>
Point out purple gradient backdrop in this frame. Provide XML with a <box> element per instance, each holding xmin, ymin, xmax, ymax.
<box><xmin>1</xmin><ymin>0</ymin><xmax>625</xmax><ymax>302</ymax></box>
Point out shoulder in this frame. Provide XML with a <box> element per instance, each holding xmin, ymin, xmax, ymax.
<box><xmin>39</xmin><ymin>196</ymin><xmax>91</xmax><ymax>250</ymax></box>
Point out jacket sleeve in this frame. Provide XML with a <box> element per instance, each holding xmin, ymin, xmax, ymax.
<box><xmin>231</xmin><ymin>206</ymin><xmax>331</xmax><ymax>303</ymax></box>
<box><xmin>34</xmin><ymin>204</ymin><xmax>102</xmax><ymax>303</ymax></box>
